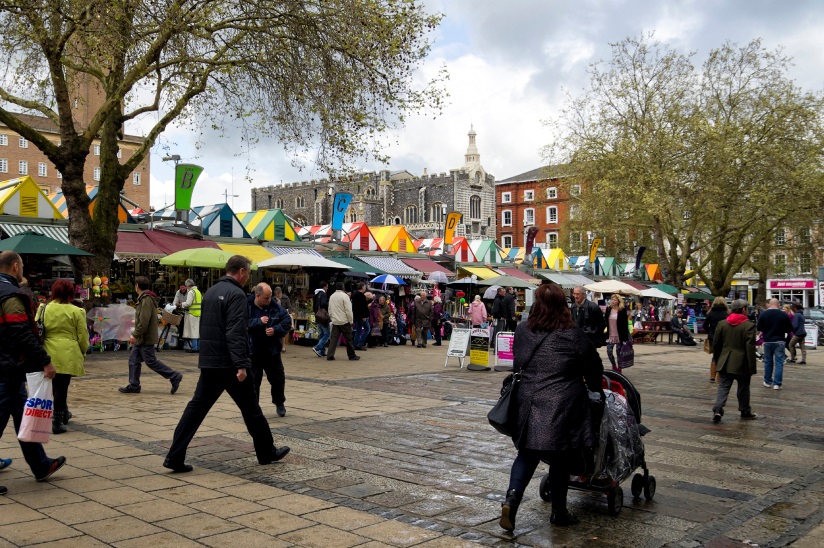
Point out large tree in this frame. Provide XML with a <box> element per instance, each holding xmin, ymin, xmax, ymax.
<box><xmin>0</xmin><ymin>0</ymin><xmax>446</xmax><ymax>274</ymax></box>
<box><xmin>545</xmin><ymin>35</ymin><xmax>824</xmax><ymax>296</ymax></box>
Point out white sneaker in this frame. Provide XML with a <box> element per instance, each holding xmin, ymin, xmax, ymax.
<box><xmin>773</xmin><ymin>384</ymin><xmax>782</xmax><ymax>390</ymax></box>
<box><xmin>763</xmin><ymin>382</ymin><xmax>772</xmax><ymax>387</ymax></box>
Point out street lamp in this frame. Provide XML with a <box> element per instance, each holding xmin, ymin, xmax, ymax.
<box><xmin>161</xmin><ymin>154</ymin><xmax>181</xmax><ymax>166</ymax></box>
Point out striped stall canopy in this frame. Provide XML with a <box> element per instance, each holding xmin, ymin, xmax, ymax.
<box><xmin>49</xmin><ymin>185</ymin><xmax>135</xmax><ymax>224</ymax></box>
<box><xmin>235</xmin><ymin>209</ymin><xmax>297</xmax><ymax>241</ymax></box>
<box><xmin>369</xmin><ymin>226</ymin><xmax>418</xmax><ymax>253</ymax></box>
<box><xmin>298</xmin><ymin>222</ymin><xmax>380</xmax><ymax>251</ymax></box>
<box><xmin>0</xmin><ymin>177</ymin><xmax>64</xmax><ymax>219</ymax></box>
<box><xmin>0</xmin><ymin>222</ymin><xmax>69</xmax><ymax>244</ymax></box>
<box><xmin>153</xmin><ymin>203</ymin><xmax>250</xmax><ymax>238</ymax></box>
<box><xmin>355</xmin><ymin>255</ymin><xmax>421</xmax><ymax>277</ymax></box>
<box><xmin>468</xmin><ymin>240</ymin><xmax>505</xmax><ymax>264</ymax></box>
<box><xmin>268</xmin><ymin>246</ymin><xmax>324</xmax><ymax>257</ymax></box>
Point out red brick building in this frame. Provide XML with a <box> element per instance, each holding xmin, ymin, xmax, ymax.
<box><xmin>495</xmin><ymin>166</ymin><xmax>583</xmax><ymax>253</ymax></box>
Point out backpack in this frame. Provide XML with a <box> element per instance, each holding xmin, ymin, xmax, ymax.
<box><xmin>35</xmin><ymin>303</ymin><xmax>48</xmax><ymax>341</ymax></box>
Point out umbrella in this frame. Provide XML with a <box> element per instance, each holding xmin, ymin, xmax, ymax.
<box><xmin>448</xmin><ymin>277</ymin><xmax>476</xmax><ymax>285</ymax></box>
<box><xmin>428</xmin><ymin>271</ymin><xmax>449</xmax><ymax>284</ymax></box>
<box><xmin>370</xmin><ymin>274</ymin><xmax>407</xmax><ymax>285</ymax></box>
<box><xmin>160</xmin><ymin>248</ymin><xmax>258</xmax><ymax>270</ymax></box>
<box><xmin>257</xmin><ymin>253</ymin><xmax>351</xmax><ymax>270</ymax></box>
<box><xmin>483</xmin><ymin>285</ymin><xmax>501</xmax><ymax>299</ymax></box>
<box><xmin>0</xmin><ymin>231</ymin><xmax>92</xmax><ymax>256</ymax></box>
<box><xmin>584</xmin><ymin>280</ymin><xmax>641</xmax><ymax>296</ymax></box>
<box><xmin>640</xmin><ymin>287</ymin><xmax>676</xmax><ymax>300</ymax></box>
<box><xmin>475</xmin><ymin>275</ymin><xmax>537</xmax><ymax>289</ymax></box>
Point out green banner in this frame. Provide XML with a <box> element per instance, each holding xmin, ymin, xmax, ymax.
<box><xmin>174</xmin><ymin>164</ymin><xmax>204</xmax><ymax>210</ymax></box>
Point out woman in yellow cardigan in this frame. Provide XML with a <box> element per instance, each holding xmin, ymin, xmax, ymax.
<box><xmin>37</xmin><ymin>279</ymin><xmax>89</xmax><ymax>434</ymax></box>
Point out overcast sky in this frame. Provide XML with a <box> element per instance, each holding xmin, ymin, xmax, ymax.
<box><xmin>145</xmin><ymin>0</ymin><xmax>824</xmax><ymax>214</ymax></box>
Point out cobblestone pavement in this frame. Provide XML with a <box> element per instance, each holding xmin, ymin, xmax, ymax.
<box><xmin>1</xmin><ymin>338</ymin><xmax>823</xmax><ymax>547</ymax></box>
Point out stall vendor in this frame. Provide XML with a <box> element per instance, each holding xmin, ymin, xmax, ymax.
<box><xmin>182</xmin><ymin>279</ymin><xmax>201</xmax><ymax>353</ymax></box>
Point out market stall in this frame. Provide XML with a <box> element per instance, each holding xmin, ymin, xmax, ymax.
<box><xmin>299</xmin><ymin>222</ymin><xmax>381</xmax><ymax>251</ymax></box>
<box><xmin>50</xmin><ymin>185</ymin><xmax>136</xmax><ymax>224</ymax></box>
<box><xmin>236</xmin><ymin>209</ymin><xmax>299</xmax><ymax>241</ymax></box>
<box><xmin>468</xmin><ymin>240</ymin><xmax>506</xmax><ymax>264</ymax></box>
<box><xmin>369</xmin><ymin>226</ymin><xmax>418</xmax><ymax>253</ymax></box>
<box><xmin>0</xmin><ymin>176</ymin><xmax>64</xmax><ymax>219</ymax></box>
<box><xmin>153</xmin><ymin>203</ymin><xmax>250</xmax><ymax>238</ymax></box>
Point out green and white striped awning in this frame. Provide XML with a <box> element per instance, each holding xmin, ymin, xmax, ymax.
<box><xmin>0</xmin><ymin>223</ymin><xmax>70</xmax><ymax>244</ymax></box>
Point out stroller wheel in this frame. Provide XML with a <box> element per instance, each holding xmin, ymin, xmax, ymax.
<box><xmin>538</xmin><ymin>474</ymin><xmax>552</xmax><ymax>502</ymax></box>
<box><xmin>607</xmin><ymin>486</ymin><xmax>623</xmax><ymax>516</ymax></box>
<box><xmin>644</xmin><ymin>476</ymin><xmax>656</xmax><ymax>501</ymax></box>
<box><xmin>631</xmin><ymin>473</ymin><xmax>644</xmax><ymax>499</ymax></box>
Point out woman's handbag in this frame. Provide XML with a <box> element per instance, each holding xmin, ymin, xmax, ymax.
<box><xmin>617</xmin><ymin>340</ymin><xmax>635</xmax><ymax>369</ymax></box>
<box><xmin>370</xmin><ymin>325</ymin><xmax>382</xmax><ymax>337</ymax></box>
<box><xmin>703</xmin><ymin>338</ymin><xmax>711</xmax><ymax>354</ymax></box>
<box><xmin>487</xmin><ymin>333</ymin><xmax>549</xmax><ymax>437</ymax></box>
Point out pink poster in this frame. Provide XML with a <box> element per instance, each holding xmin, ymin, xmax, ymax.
<box><xmin>497</xmin><ymin>332</ymin><xmax>515</xmax><ymax>365</ymax></box>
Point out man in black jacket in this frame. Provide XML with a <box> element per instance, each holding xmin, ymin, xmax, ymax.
<box><xmin>0</xmin><ymin>251</ymin><xmax>66</xmax><ymax>494</ymax></box>
<box><xmin>312</xmin><ymin>281</ymin><xmax>330</xmax><ymax>358</ymax></box>
<box><xmin>248</xmin><ymin>283</ymin><xmax>292</xmax><ymax>416</ymax></box>
<box><xmin>504</xmin><ymin>287</ymin><xmax>518</xmax><ymax>331</ymax></box>
<box><xmin>164</xmin><ymin>256</ymin><xmax>290</xmax><ymax>473</ymax></box>
<box><xmin>491</xmin><ymin>287</ymin><xmax>507</xmax><ymax>347</ymax></box>
<box><xmin>351</xmin><ymin>282</ymin><xmax>370</xmax><ymax>350</ymax></box>
<box><xmin>571</xmin><ymin>286</ymin><xmax>606</xmax><ymax>348</ymax></box>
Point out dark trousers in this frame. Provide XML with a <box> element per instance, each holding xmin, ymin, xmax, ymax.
<box><xmin>328</xmin><ymin>323</ymin><xmax>357</xmax><ymax>359</ymax></box>
<box><xmin>354</xmin><ymin>318</ymin><xmax>370</xmax><ymax>348</ymax></box>
<box><xmin>128</xmin><ymin>344</ymin><xmax>180</xmax><ymax>388</ymax></box>
<box><xmin>713</xmin><ymin>371</ymin><xmax>752</xmax><ymax>416</ymax></box>
<box><xmin>509</xmin><ymin>449</ymin><xmax>572</xmax><ymax>511</ymax></box>
<box><xmin>0</xmin><ymin>378</ymin><xmax>52</xmax><ymax>477</ymax></box>
<box><xmin>251</xmin><ymin>353</ymin><xmax>285</xmax><ymax>405</ymax></box>
<box><xmin>415</xmin><ymin>322</ymin><xmax>430</xmax><ymax>346</ymax></box>
<box><xmin>52</xmin><ymin>373</ymin><xmax>71</xmax><ymax>412</ymax></box>
<box><xmin>433</xmin><ymin>323</ymin><xmax>442</xmax><ymax>344</ymax></box>
<box><xmin>166</xmin><ymin>368</ymin><xmax>274</xmax><ymax>465</ymax></box>
<box><xmin>381</xmin><ymin>324</ymin><xmax>389</xmax><ymax>345</ymax></box>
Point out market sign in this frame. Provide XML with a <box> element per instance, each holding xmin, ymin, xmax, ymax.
<box><xmin>174</xmin><ymin>164</ymin><xmax>204</xmax><ymax>210</ymax></box>
<box><xmin>767</xmin><ymin>279</ymin><xmax>816</xmax><ymax>290</ymax></box>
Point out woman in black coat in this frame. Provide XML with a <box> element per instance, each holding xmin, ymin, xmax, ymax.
<box><xmin>603</xmin><ymin>294</ymin><xmax>630</xmax><ymax>372</ymax></box>
<box><xmin>500</xmin><ymin>284</ymin><xmax>604</xmax><ymax>531</ymax></box>
<box><xmin>703</xmin><ymin>297</ymin><xmax>729</xmax><ymax>382</ymax></box>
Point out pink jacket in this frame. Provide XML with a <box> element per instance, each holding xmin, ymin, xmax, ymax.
<box><xmin>469</xmin><ymin>301</ymin><xmax>487</xmax><ymax>326</ymax></box>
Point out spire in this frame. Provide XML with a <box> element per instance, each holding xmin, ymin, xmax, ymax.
<box><xmin>464</xmin><ymin>125</ymin><xmax>479</xmax><ymax>167</ymax></box>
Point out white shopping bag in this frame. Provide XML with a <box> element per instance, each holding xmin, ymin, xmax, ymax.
<box><xmin>18</xmin><ymin>372</ymin><xmax>54</xmax><ymax>444</ymax></box>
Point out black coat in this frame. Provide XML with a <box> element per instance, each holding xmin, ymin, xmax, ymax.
<box><xmin>511</xmin><ymin>324</ymin><xmax>604</xmax><ymax>451</ymax></box>
<box><xmin>703</xmin><ymin>305</ymin><xmax>729</xmax><ymax>344</ymax></box>
<box><xmin>248</xmin><ymin>295</ymin><xmax>293</xmax><ymax>357</ymax></box>
<box><xmin>198</xmin><ymin>276</ymin><xmax>251</xmax><ymax>370</ymax></box>
<box><xmin>602</xmin><ymin>307</ymin><xmax>630</xmax><ymax>343</ymax></box>
<box><xmin>503</xmin><ymin>293</ymin><xmax>517</xmax><ymax>319</ymax></box>
<box><xmin>492</xmin><ymin>294</ymin><xmax>505</xmax><ymax>319</ymax></box>
<box><xmin>352</xmin><ymin>291</ymin><xmax>369</xmax><ymax>319</ymax></box>
<box><xmin>571</xmin><ymin>299</ymin><xmax>606</xmax><ymax>348</ymax></box>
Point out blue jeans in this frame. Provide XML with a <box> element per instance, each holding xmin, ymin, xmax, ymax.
<box><xmin>313</xmin><ymin>323</ymin><xmax>331</xmax><ymax>355</ymax></box>
<box><xmin>354</xmin><ymin>318</ymin><xmax>370</xmax><ymax>348</ymax></box>
<box><xmin>763</xmin><ymin>341</ymin><xmax>785</xmax><ymax>386</ymax></box>
<box><xmin>0</xmin><ymin>378</ymin><xmax>52</xmax><ymax>477</ymax></box>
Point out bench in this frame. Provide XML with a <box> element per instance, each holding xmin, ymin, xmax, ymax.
<box><xmin>632</xmin><ymin>321</ymin><xmax>676</xmax><ymax>344</ymax></box>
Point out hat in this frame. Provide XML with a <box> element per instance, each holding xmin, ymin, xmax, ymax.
<box><xmin>730</xmin><ymin>299</ymin><xmax>748</xmax><ymax>311</ymax></box>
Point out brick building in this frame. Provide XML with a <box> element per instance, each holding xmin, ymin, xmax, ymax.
<box><xmin>251</xmin><ymin>127</ymin><xmax>496</xmax><ymax>241</ymax></box>
<box><xmin>495</xmin><ymin>165</ymin><xmax>583</xmax><ymax>252</ymax></box>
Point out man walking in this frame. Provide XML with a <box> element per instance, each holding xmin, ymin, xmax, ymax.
<box><xmin>757</xmin><ymin>298</ymin><xmax>793</xmax><ymax>390</ymax></box>
<box><xmin>248</xmin><ymin>283</ymin><xmax>293</xmax><ymax>416</ymax></box>
<box><xmin>273</xmin><ymin>287</ymin><xmax>292</xmax><ymax>352</ymax></box>
<box><xmin>571</xmin><ymin>286</ymin><xmax>606</xmax><ymax>348</ymax></box>
<box><xmin>788</xmin><ymin>304</ymin><xmax>807</xmax><ymax>365</ymax></box>
<box><xmin>504</xmin><ymin>287</ymin><xmax>518</xmax><ymax>332</ymax></box>
<box><xmin>181</xmin><ymin>279</ymin><xmax>201</xmax><ymax>353</ymax></box>
<box><xmin>351</xmin><ymin>283</ymin><xmax>370</xmax><ymax>350</ymax></box>
<box><xmin>119</xmin><ymin>276</ymin><xmax>183</xmax><ymax>395</ymax></box>
<box><xmin>164</xmin><ymin>256</ymin><xmax>290</xmax><ymax>473</ymax></box>
<box><xmin>327</xmin><ymin>282</ymin><xmax>360</xmax><ymax>361</ymax></box>
<box><xmin>491</xmin><ymin>287</ymin><xmax>507</xmax><ymax>345</ymax></box>
<box><xmin>415</xmin><ymin>290</ymin><xmax>433</xmax><ymax>348</ymax></box>
<box><xmin>0</xmin><ymin>251</ymin><xmax>66</xmax><ymax>494</ymax></box>
<box><xmin>312</xmin><ymin>281</ymin><xmax>331</xmax><ymax>358</ymax></box>
<box><xmin>711</xmin><ymin>299</ymin><xmax>758</xmax><ymax>422</ymax></box>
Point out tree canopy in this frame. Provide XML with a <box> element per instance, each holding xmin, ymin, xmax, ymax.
<box><xmin>544</xmin><ymin>35</ymin><xmax>824</xmax><ymax>296</ymax></box>
<box><xmin>0</xmin><ymin>0</ymin><xmax>446</xmax><ymax>274</ymax></box>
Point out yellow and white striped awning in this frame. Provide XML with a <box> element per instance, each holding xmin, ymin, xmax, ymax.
<box><xmin>461</xmin><ymin>266</ymin><xmax>500</xmax><ymax>280</ymax></box>
<box><xmin>217</xmin><ymin>243</ymin><xmax>277</xmax><ymax>264</ymax></box>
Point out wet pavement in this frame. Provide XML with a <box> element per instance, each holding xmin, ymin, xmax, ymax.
<box><xmin>1</xmin><ymin>337</ymin><xmax>823</xmax><ymax>546</ymax></box>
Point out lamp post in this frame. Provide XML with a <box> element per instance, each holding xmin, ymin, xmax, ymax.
<box><xmin>160</xmin><ymin>154</ymin><xmax>181</xmax><ymax>227</ymax></box>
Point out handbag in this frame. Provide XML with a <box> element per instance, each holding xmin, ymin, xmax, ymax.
<box><xmin>703</xmin><ymin>338</ymin><xmax>711</xmax><ymax>354</ymax></box>
<box><xmin>18</xmin><ymin>372</ymin><xmax>53</xmax><ymax>443</ymax></box>
<box><xmin>617</xmin><ymin>340</ymin><xmax>635</xmax><ymax>369</ymax></box>
<box><xmin>370</xmin><ymin>325</ymin><xmax>382</xmax><ymax>337</ymax></box>
<box><xmin>487</xmin><ymin>333</ymin><xmax>549</xmax><ymax>437</ymax></box>
<box><xmin>315</xmin><ymin>308</ymin><xmax>331</xmax><ymax>326</ymax></box>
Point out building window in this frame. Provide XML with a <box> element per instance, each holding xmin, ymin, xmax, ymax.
<box><xmin>570</xmin><ymin>231</ymin><xmax>583</xmax><ymax>251</ymax></box>
<box><xmin>524</xmin><ymin>208</ymin><xmax>535</xmax><ymax>225</ymax></box>
<box><xmin>0</xmin><ymin>159</ymin><xmax>6</xmax><ymax>173</ymax></box>
<box><xmin>93</xmin><ymin>167</ymin><xmax>100</xmax><ymax>181</ymax></box>
<box><xmin>431</xmin><ymin>203</ymin><xmax>444</xmax><ymax>223</ymax></box>
<box><xmin>38</xmin><ymin>163</ymin><xmax>47</xmax><ymax>177</ymax></box>
<box><xmin>404</xmin><ymin>205</ymin><xmax>418</xmax><ymax>224</ymax></box>
<box><xmin>774</xmin><ymin>228</ymin><xmax>785</xmax><ymax>247</ymax></box>
<box><xmin>570</xmin><ymin>184</ymin><xmax>581</xmax><ymax>196</ymax></box>
<box><xmin>470</xmin><ymin>195</ymin><xmax>481</xmax><ymax>218</ymax></box>
<box><xmin>18</xmin><ymin>160</ymin><xmax>27</xmax><ymax>175</ymax></box>
<box><xmin>569</xmin><ymin>204</ymin><xmax>580</xmax><ymax>220</ymax></box>
<box><xmin>0</xmin><ymin>135</ymin><xmax>6</xmax><ymax>146</ymax></box>
<box><xmin>800</xmin><ymin>252</ymin><xmax>812</xmax><ymax>274</ymax></box>
<box><xmin>19</xmin><ymin>137</ymin><xmax>28</xmax><ymax>148</ymax></box>
<box><xmin>799</xmin><ymin>227</ymin><xmax>812</xmax><ymax>245</ymax></box>
<box><xmin>394</xmin><ymin>216</ymin><xmax>401</xmax><ymax>225</ymax></box>
<box><xmin>57</xmin><ymin>170</ymin><xmax>61</xmax><ymax>179</ymax></box>
<box><xmin>501</xmin><ymin>192</ymin><xmax>511</xmax><ymax>204</ymax></box>
<box><xmin>547</xmin><ymin>232</ymin><xmax>558</xmax><ymax>249</ymax></box>
<box><xmin>133</xmin><ymin>172</ymin><xmax>140</xmax><ymax>185</ymax></box>
<box><xmin>347</xmin><ymin>208</ymin><xmax>357</xmax><ymax>223</ymax></box>
<box><xmin>524</xmin><ymin>190</ymin><xmax>534</xmax><ymax>201</ymax></box>
<box><xmin>546</xmin><ymin>187</ymin><xmax>557</xmax><ymax>199</ymax></box>
<box><xmin>502</xmin><ymin>235</ymin><xmax>513</xmax><ymax>248</ymax></box>
<box><xmin>296</xmin><ymin>196</ymin><xmax>305</xmax><ymax>208</ymax></box>
<box><xmin>94</xmin><ymin>144</ymin><xmax>100</xmax><ymax>156</ymax></box>
<box><xmin>502</xmin><ymin>210</ymin><xmax>512</xmax><ymax>227</ymax></box>
<box><xmin>546</xmin><ymin>206</ymin><xmax>558</xmax><ymax>224</ymax></box>
<box><xmin>774</xmin><ymin>254</ymin><xmax>786</xmax><ymax>274</ymax></box>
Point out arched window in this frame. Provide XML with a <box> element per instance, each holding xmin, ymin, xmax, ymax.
<box><xmin>394</xmin><ymin>216</ymin><xmax>401</xmax><ymax>225</ymax></box>
<box><xmin>275</xmin><ymin>198</ymin><xmax>284</xmax><ymax>209</ymax></box>
<box><xmin>296</xmin><ymin>196</ymin><xmax>305</xmax><ymax>208</ymax></box>
<box><xmin>470</xmin><ymin>195</ymin><xmax>481</xmax><ymax>219</ymax></box>
<box><xmin>347</xmin><ymin>208</ymin><xmax>357</xmax><ymax>223</ymax></box>
<box><xmin>431</xmin><ymin>203</ymin><xmax>444</xmax><ymax>223</ymax></box>
<box><xmin>404</xmin><ymin>205</ymin><xmax>417</xmax><ymax>224</ymax></box>
<box><xmin>294</xmin><ymin>214</ymin><xmax>307</xmax><ymax>226</ymax></box>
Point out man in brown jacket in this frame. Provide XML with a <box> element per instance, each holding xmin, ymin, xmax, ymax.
<box><xmin>119</xmin><ymin>276</ymin><xmax>183</xmax><ymax>394</ymax></box>
<box><xmin>414</xmin><ymin>291</ymin><xmax>433</xmax><ymax>348</ymax></box>
<box><xmin>711</xmin><ymin>299</ymin><xmax>757</xmax><ymax>423</ymax></box>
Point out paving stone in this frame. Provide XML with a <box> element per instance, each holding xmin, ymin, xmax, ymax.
<box><xmin>199</xmin><ymin>528</ymin><xmax>291</xmax><ymax>547</ymax></box>
<box><xmin>47</xmin><ymin>500</ymin><xmax>124</xmax><ymax>525</ymax></box>
<box><xmin>152</xmin><ymin>484</ymin><xmax>225</xmax><ymax>504</ymax></box>
<box><xmin>230</xmin><ymin>508</ymin><xmax>315</xmax><ymax>535</ymax></box>
<box><xmin>73</xmin><ymin>515</ymin><xmax>163</xmax><ymax>543</ymax></box>
<box><xmin>280</xmin><ymin>523</ymin><xmax>368</xmax><ymax>547</ymax></box>
<box><xmin>260</xmin><ymin>492</ymin><xmax>337</xmax><ymax>514</ymax></box>
<box><xmin>0</xmin><ymin>502</ymin><xmax>48</xmax><ymax>525</ymax></box>
<box><xmin>112</xmin><ymin>531</ymin><xmax>205</xmax><ymax>548</ymax></box>
<box><xmin>116</xmin><ymin>499</ymin><xmax>198</xmax><ymax>522</ymax></box>
<box><xmin>304</xmin><ymin>506</ymin><xmax>386</xmax><ymax>531</ymax></box>
<box><xmin>154</xmin><ymin>512</ymin><xmax>242</xmax><ymax>539</ymax></box>
<box><xmin>187</xmin><ymin>495</ymin><xmax>269</xmax><ymax>518</ymax></box>
<box><xmin>7</xmin><ymin>487</ymin><xmax>87</xmax><ymax>508</ymax></box>
<box><xmin>83</xmin><ymin>486</ymin><xmax>158</xmax><ymax>507</ymax></box>
<box><xmin>334</xmin><ymin>482</ymin><xmax>390</xmax><ymax>498</ymax></box>
<box><xmin>355</xmin><ymin>520</ymin><xmax>442</xmax><ymax>546</ymax></box>
<box><xmin>218</xmin><ymin>481</ymin><xmax>291</xmax><ymax>501</ymax></box>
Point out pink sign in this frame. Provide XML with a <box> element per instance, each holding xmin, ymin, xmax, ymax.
<box><xmin>496</xmin><ymin>332</ymin><xmax>515</xmax><ymax>365</ymax></box>
<box><xmin>768</xmin><ymin>279</ymin><xmax>815</xmax><ymax>290</ymax></box>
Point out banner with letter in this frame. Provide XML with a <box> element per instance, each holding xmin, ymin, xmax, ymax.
<box><xmin>174</xmin><ymin>164</ymin><xmax>204</xmax><ymax>210</ymax></box>
<box><xmin>524</xmin><ymin>227</ymin><xmax>540</xmax><ymax>255</ymax></box>
<box><xmin>443</xmin><ymin>212</ymin><xmax>463</xmax><ymax>244</ymax></box>
<box><xmin>331</xmin><ymin>192</ymin><xmax>353</xmax><ymax>232</ymax></box>
<box><xmin>588</xmin><ymin>237</ymin><xmax>601</xmax><ymax>264</ymax></box>
<box><xmin>634</xmin><ymin>246</ymin><xmax>646</xmax><ymax>272</ymax></box>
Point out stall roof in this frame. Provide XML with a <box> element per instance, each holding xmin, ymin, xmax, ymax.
<box><xmin>369</xmin><ymin>226</ymin><xmax>418</xmax><ymax>252</ymax></box>
<box><xmin>50</xmin><ymin>186</ymin><xmax>135</xmax><ymax>224</ymax></box>
<box><xmin>115</xmin><ymin>231</ymin><xmax>163</xmax><ymax>261</ymax></box>
<box><xmin>566</xmin><ymin>274</ymin><xmax>596</xmax><ymax>286</ymax></box>
<box><xmin>356</xmin><ymin>255</ymin><xmax>421</xmax><ymax>277</ymax></box>
<box><xmin>0</xmin><ymin>176</ymin><xmax>64</xmax><ymax>219</ymax></box>
<box><xmin>268</xmin><ymin>246</ymin><xmax>323</xmax><ymax>258</ymax></box>
<box><xmin>0</xmin><ymin>222</ymin><xmax>68</xmax><ymax>244</ymax></box>
<box><xmin>536</xmin><ymin>271</ymin><xmax>579</xmax><ymax>289</ymax></box>
<box><xmin>494</xmin><ymin>267</ymin><xmax>541</xmax><ymax>283</ymax></box>
<box><xmin>325</xmin><ymin>256</ymin><xmax>387</xmax><ymax>275</ymax></box>
<box><xmin>142</xmin><ymin>229</ymin><xmax>220</xmax><ymax>255</ymax></box>
<box><xmin>400</xmin><ymin>258</ymin><xmax>454</xmax><ymax>276</ymax></box>
<box><xmin>460</xmin><ymin>266</ymin><xmax>501</xmax><ymax>280</ymax></box>
<box><xmin>622</xmin><ymin>280</ymin><xmax>650</xmax><ymax>290</ymax></box>
<box><xmin>468</xmin><ymin>240</ymin><xmax>505</xmax><ymax>264</ymax></box>
<box><xmin>217</xmin><ymin>243</ymin><xmax>276</xmax><ymax>263</ymax></box>
<box><xmin>154</xmin><ymin>203</ymin><xmax>250</xmax><ymax>238</ymax></box>
<box><xmin>236</xmin><ymin>209</ymin><xmax>298</xmax><ymax>241</ymax></box>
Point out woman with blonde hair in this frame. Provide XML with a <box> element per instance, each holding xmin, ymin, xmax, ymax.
<box><xmin>602</xmin><ymin>293</ymin><xmax>629</xmax><ymax>372</ymax></box>
<box><xmin>703</xmin><ymin>297</ymin><xmax>729</xmax><ymax>382</ymax></box>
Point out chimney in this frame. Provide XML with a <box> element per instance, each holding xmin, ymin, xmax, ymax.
<box><xmin>423</xmin><ymin>168</ymin><xmax>428</xmax><ymax>176</ymax></box>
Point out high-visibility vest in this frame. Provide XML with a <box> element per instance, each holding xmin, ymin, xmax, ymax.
<box><xmin>188</xmin><ymin>287</ymin><xmax>202</xmax><ymax>317</ymax></box>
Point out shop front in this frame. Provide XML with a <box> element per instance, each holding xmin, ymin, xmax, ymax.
<box><xmin>766</xmin><ymin>278</ymin><xmax>818</xmax><ymax>308</ymax></box>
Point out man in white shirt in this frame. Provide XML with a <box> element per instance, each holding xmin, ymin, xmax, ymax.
<box><xmin>326</xmin><ymin>282</ymin><xmax>360</xmax><ymax>361</ymax></box>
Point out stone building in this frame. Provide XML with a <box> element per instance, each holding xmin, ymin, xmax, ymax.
<box><xmin>251</xmin><ymin>127</ymin><xmax>496</xmax><ymax>241</ymax></box>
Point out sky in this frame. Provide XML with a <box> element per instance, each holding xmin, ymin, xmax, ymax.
<box><xmin>143</xmin><ymin>0</ymin><xmax>824</xmax><ymax>214</ymax></box>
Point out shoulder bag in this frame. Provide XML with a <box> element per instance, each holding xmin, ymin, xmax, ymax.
<box><xmin>487</xmin><ymin>332</ymin><xmax>549</xmax><ymax>437</ymax></box>
<box><xmin>315</xmin><ymin>307</ymin><xmax>331</xmax><ymax>326</ymax></box>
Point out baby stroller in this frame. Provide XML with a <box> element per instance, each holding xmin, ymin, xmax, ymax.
<box><xmin>538</xmin><ymin>371</ymin><xmax>655</xmax><ymax>516</ymax></box>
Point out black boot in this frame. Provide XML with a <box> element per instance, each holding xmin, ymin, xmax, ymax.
<box><xmin>550</xmin><ymin>508</ymin><xmax>580</xmax><ymax>526</ymax></box>
<box><xmin>52</xmin><ymin>411</ymin><xmax>67</xmax><ymax>435</ymax></box>
<box><xmin>500</xmin><ymin>489</ymin><xmax>522</xmax><ymax>532</ymax></box>
<box><xmin>63</xmin><ymin>409</ymin><xmax>72</xmax><ymax>425</ymax></box>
